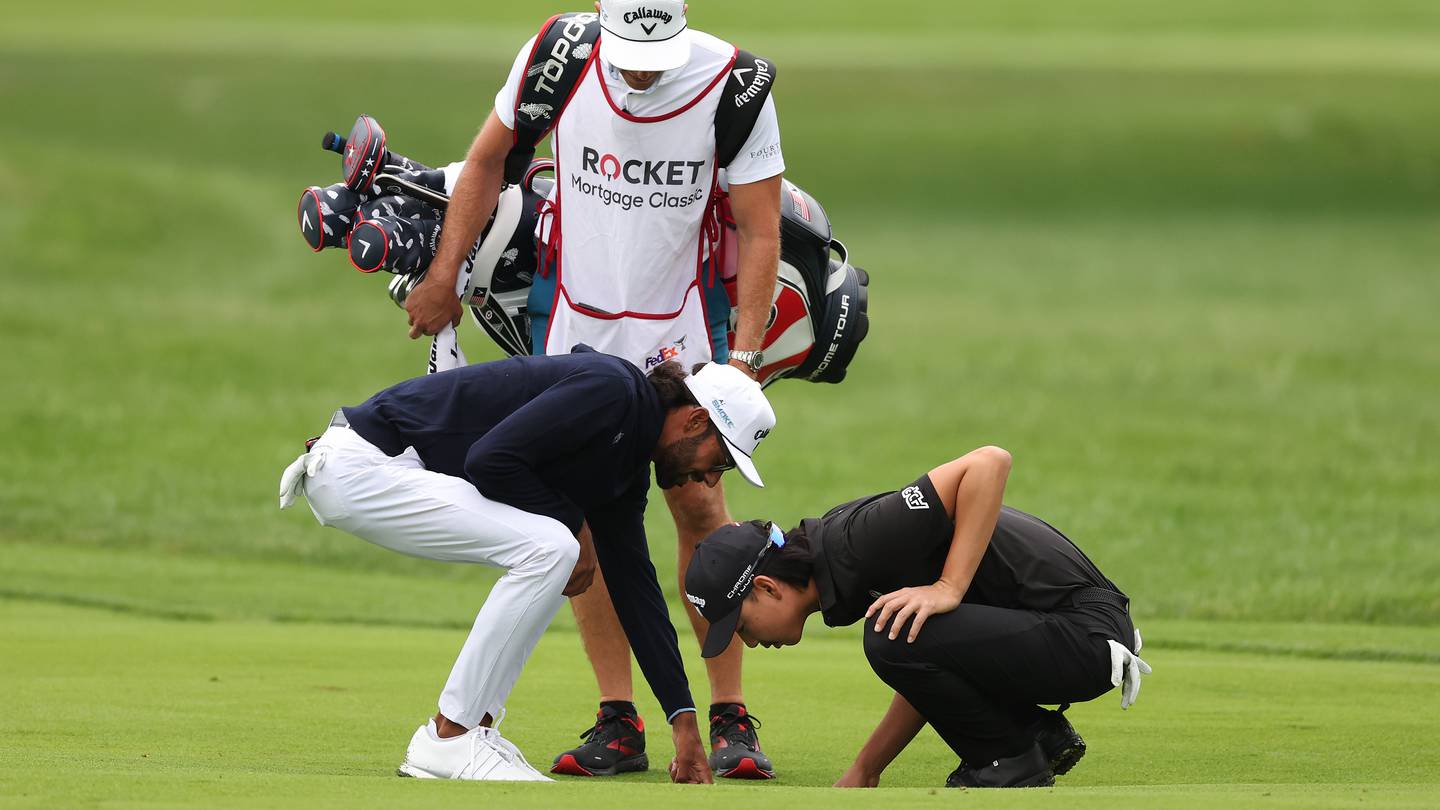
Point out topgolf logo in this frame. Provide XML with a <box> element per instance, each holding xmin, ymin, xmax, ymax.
<box><xmin>532</xmin><ymin>13</ymin><xmax>597</xmax><ymax>95</ymax></box>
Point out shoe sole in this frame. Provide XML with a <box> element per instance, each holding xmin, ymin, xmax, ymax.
<box><xmin>550</xmin><ymin>752</ymin><xmax>649</xmax><ymax>777</ymax></box>
<box><xmin>715</xmin><ymin>757</ymin><xmax>775</xmax><ymax>780</ymax></box>
<box><xmin>1049</xmin><ymin>737</ymin><xmax>1086</xmax><ymax>776</ymax></box>
<box><xmin>396</xmin><ymin>763</ymin><xmax>440</xmax><ymax>779</ymax></box>
<box><xmin>397</xmin><ymin>764</ymin><xmax>551</xmax><ymax>781</ymax></box>
<box><xmin>1015</xmin><ymin>771</ymin><xmax>1057</xmax><ymax>788</ymax></box>
<box><xmin>1048</xmin><ymin>735</ymin><xmax>1082</xmax><ymax>772</ymax></box>
<box><xmin>950</xmin><ymin>771</ymin><xmax>1056</xmax><ymax>789</ymax></box>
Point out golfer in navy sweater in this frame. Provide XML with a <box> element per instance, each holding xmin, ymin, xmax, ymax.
<box><xmin>278</xmin><ymin>346</ymin><xmax>775</xmax><ymax>783</ymax></box>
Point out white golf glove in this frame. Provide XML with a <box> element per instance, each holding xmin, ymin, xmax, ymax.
<box><xmin>1108</xmin><ymin>629</ymin><xmax>1152</xmax><ymax>709</ymax></box>
<box><xmin>278</xmin><ymin>448</ymin><xmax>328</xmax><ymax>510</ymax></box>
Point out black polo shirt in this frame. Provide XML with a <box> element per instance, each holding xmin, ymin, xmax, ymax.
<box><xmin>798</xmin><ymin>475</ymin><xmax>1123</xmax><ymax>628</ymax></box>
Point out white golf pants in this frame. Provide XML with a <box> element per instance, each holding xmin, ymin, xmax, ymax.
<box><xmin>299</xmin><ymin>424</ymin><xmax>579</xmax><ymax>728</ymax></box>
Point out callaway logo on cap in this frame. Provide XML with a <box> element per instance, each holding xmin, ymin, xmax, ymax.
<box><xmin>682</xmin><ymin>363</ymin><xmax>776</xmax><ymax>487</ymax></box>
<box><xmin>599</xmin><ymin>0</ymin><xmax>692</xmax><ymax>72</ymax></box>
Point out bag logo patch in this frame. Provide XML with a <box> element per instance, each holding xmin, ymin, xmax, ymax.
<box><xmin>732</xmin><ymin>58</ymin><xmax>772</xmax><ymax>108</ymax></box>
<box><xmin>519</xmin><ymin>103</ymin><xmax>554</xmax><ymax>122</ymax></box>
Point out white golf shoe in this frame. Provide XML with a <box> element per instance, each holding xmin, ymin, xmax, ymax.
<box><xmin>396</xmin><ymin>720</ymin><xmax>552</xmax><ymax>781</ymax></box>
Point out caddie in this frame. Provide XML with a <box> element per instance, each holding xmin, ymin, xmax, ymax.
<box><xmin>278</xmin><ymin>349</ymin><xmax>776</xmax><ymax>782</ymax></box>
<box><xmin>684</xmin><ymin>446</ymin><xmax>1151</xmax><ymax>788</ymax></box>
<box><xmin>404</xmin><ymin>0</ymin><xmax>788</xmax><ymax>779</ymax></box>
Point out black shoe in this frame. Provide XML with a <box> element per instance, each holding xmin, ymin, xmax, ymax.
<box><xmin>945</xmin><ymin>743</ymin><xmax>1054</xmax><ymax>788</ymax></box>
<box><xmin>708</xmin><ymin>703</ymin><xmax>774</xmax><ymax>779</ymax></box>
<box><xmin>1033</xmin><ymin>705</ymin><xmax>1086</xmax><ymax>776</ymax></box>
<box><xmin>550</xmin><ymin>703</ymin><xmax>648</xmax><ymax>777</ymax></box>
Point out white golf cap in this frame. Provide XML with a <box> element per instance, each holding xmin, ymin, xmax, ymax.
<box><xmin>683</xmin><ymin>363</ymin><xmax>776</xmax><ymax>488</ymax></box>
<box><xmin>599</xmin><ymin>0</ymin><xmax>692</xmax><ymax>72</ymax></box>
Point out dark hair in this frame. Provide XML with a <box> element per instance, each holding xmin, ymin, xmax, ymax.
<box><xmin>757</xmin><ymin>524</ymin><xmax>814</xmax><ymax>589</ymax></box>
<box><xmin>647</xmin><ymin>360</ymin><xmax>700</xmax><ymax>410</ymax></box>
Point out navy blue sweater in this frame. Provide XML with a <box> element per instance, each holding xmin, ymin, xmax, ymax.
<box><xmin>343</xmin><ymin>346</ymin><xmax>693</xmax><ymax>719</ymax></box>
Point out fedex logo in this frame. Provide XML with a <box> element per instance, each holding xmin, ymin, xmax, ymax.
<box><xmin>643</xmin><ymin>336</ymin><xmax>688</xmax><ymax>369</ymax></box>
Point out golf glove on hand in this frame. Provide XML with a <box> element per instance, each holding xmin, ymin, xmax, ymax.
<box><xmin>1108</xmin><ymin>637</ymin><xmax>1152</xmax><ymax>709</ymax></box>
<box><xmin>278</xmin><ymin>448</ymin><xmax>328</xmax><ymax>509</ymax></box>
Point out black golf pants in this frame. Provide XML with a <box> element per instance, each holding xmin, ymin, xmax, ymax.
<box><xmin>863</xmin><ymin>597</ymin><xmax>1134</xmax><ymax>763</ymax></box>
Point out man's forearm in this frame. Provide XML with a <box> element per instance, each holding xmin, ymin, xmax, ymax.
<box><xmin>428</xmin><ymin>151</ymin><xmax>504</xmax><ymax>289</ymax></box>
<box><xmin>726</xmin><ymin>176</ymin><xmax>784</xmax><ymax>354</ymax></box>
<box><xmin>589</xmin><ymin>516</ymin><xmax>696</xmax><ymax>719</ymax></box>
<box><xmin>428</xmin><ymin>114</ymin><xmax>510</xmax><ymax>289</ymax></box>
<box><xmin>851</xmin><ymin>693</ymin><xmax>927</xmax><ymax>779</ymax></box>
<box><xmin>732</xmin><ymin>230</ymin><xmax>780</xmax><ymax>352</ymax></box>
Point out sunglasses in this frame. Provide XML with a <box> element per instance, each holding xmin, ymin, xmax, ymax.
<box><xmin>741</xmin><ymin>522</ymin><xmax>789</xmax><ymax>590</ymax></box>
<box><xmin>698</xmin><ymin>424</ymin><xmax>738</xmax><ymax>476</ymax></box>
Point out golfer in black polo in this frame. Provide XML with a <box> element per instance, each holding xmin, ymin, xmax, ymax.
<box><xmin>278</xmin><ymin>347</ymin><xmax>776</xmax><ymax>783</ymax></box>
<box><xmin>683</xmin><ymin>446</ymin><xmax>1151</xmax><ymax>788</ymax></box>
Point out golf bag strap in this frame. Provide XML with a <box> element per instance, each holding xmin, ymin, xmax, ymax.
<box><xmin>506</xmin><ymin>20</ymin><xmax>776</xmax><ymax>182</ymax></box>
<box><xmin>506</xmin><ymin>13</ymin><xmax>602</xmax><ymax>185</ymax></box>
<box><xmin>715</xmin><ymin>50</ymin><xmax>776</xmax><ymax>170</ymax></box>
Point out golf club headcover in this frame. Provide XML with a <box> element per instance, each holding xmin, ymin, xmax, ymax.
<box><xmin>340</xmin><ymin>114</ymin><xmax>435</xmax><ymax>193</ymax></box>
<box><xmin>348</xmin><ymin>213</ymin><xmax>440</xmax><ymax>274</ymax></box>
<box><xmin>341</xmin><ymin>115</ymin><xmax>387</xmax><ymax>192</ymax></box>
<box><xmin>297</xmin><ymin>183</ymin><xmax>365</xmax><ymax>251</ymax></box>
<box><xmin>360</xmin><ymin>194</ymin><xmax>440</xmax><ymax>223</ymax></box>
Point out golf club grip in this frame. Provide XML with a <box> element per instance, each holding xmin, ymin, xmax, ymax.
<box><xmin>322</xmin><ymin>131</ymin><xmax>346</xmax><ymax>154</ymax></box>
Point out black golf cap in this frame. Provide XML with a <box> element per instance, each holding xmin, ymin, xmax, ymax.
<box><xmin>685</xmin><ymin>520</ymin><xmax>786</xmax><ymax>658</ymax></box>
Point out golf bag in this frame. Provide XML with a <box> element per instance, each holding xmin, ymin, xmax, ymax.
<box><xmin>740</xmin><ymin>180</ymin><xmax>870</xmax><ymax>386</ymax></box>
<box><xmin>296</xmin><ymin>115</ymin><xmax>869</xmax><ymax>386</ymax></box>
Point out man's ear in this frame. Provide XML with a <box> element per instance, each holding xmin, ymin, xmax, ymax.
<box><xmin>751</xmin><ymin>575</ymin><xmax>782</xmax><ymax>601</ymax></box>
<box><xmin>684</xmin><ymin>406</ymin><xmax>711</xmax><ymax>436</ymax></box>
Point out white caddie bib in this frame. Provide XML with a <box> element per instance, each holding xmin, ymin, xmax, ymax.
<box><xmin>542</xmin><ymin>38</ymin><xmax>736</xmax><ymax>372</ymax></box>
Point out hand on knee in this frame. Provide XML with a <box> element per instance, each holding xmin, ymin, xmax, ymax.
<box><xmin>515</xmin><ymin>531</ymin><xmax>580</xmax><ymax>578</ymax></box>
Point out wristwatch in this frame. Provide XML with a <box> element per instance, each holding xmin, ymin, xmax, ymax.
<box><xmin>729</xmin><ymin>350</ymin><xmax>764</xmax><ymax>373</ymax></box>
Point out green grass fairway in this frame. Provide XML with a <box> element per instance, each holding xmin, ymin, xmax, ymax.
<box><xmin>3</xmin><ymin>0</ymin><xmax>1439</xmax><ymax>806</ymax></box>
<box><xmin>3</xmin><ymin>600</ymin><xmax>1439</xmax><ymax>808</ymax></box>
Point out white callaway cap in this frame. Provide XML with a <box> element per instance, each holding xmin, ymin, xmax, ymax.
<box><xmin>683</xmin><ymin>363</ymin><xmax>776</xmax><ymax>488</ymax></box>
<box><xmin>599</xmin><ymin>0</ymin><xmax>691</xmax><ymax>72</ymax></box>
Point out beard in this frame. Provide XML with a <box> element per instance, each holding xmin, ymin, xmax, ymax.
<box><xmin>653</xmin><ymin>433</ymin><xmax>708</xmax><ymax>489</ymax></box>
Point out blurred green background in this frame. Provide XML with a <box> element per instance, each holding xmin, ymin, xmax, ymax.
<box><xmin>2</xmin><ymin>1</ymin><xmax>1438</xmax><ymax>806</ymax></box>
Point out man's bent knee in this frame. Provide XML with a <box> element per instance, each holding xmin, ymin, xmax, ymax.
<box><xmin>863</xmin><ymin>625</ymin><xmax>921</xmax><ymax>674</ymax></box>
<box><xmin>515</xmin><ymin>529</ymin><xmax>580</xmax><ymax>575</ymax></box>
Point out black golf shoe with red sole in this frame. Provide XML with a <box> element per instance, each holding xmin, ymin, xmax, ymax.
<box><xmin>551</xmin><ymin>704</ymin><xmax>648</xmax><ymax>777</ymax></box>
<box><xmin>708</xmin><ymin>703</ymin><xmax>774</xmax><ymax>779</ymax></box>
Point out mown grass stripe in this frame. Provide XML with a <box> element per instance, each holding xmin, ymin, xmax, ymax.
<box><xmin>6</xmin><ymin>589</ymin><xmax>1436</xmax><ymax>664</ymax></box>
